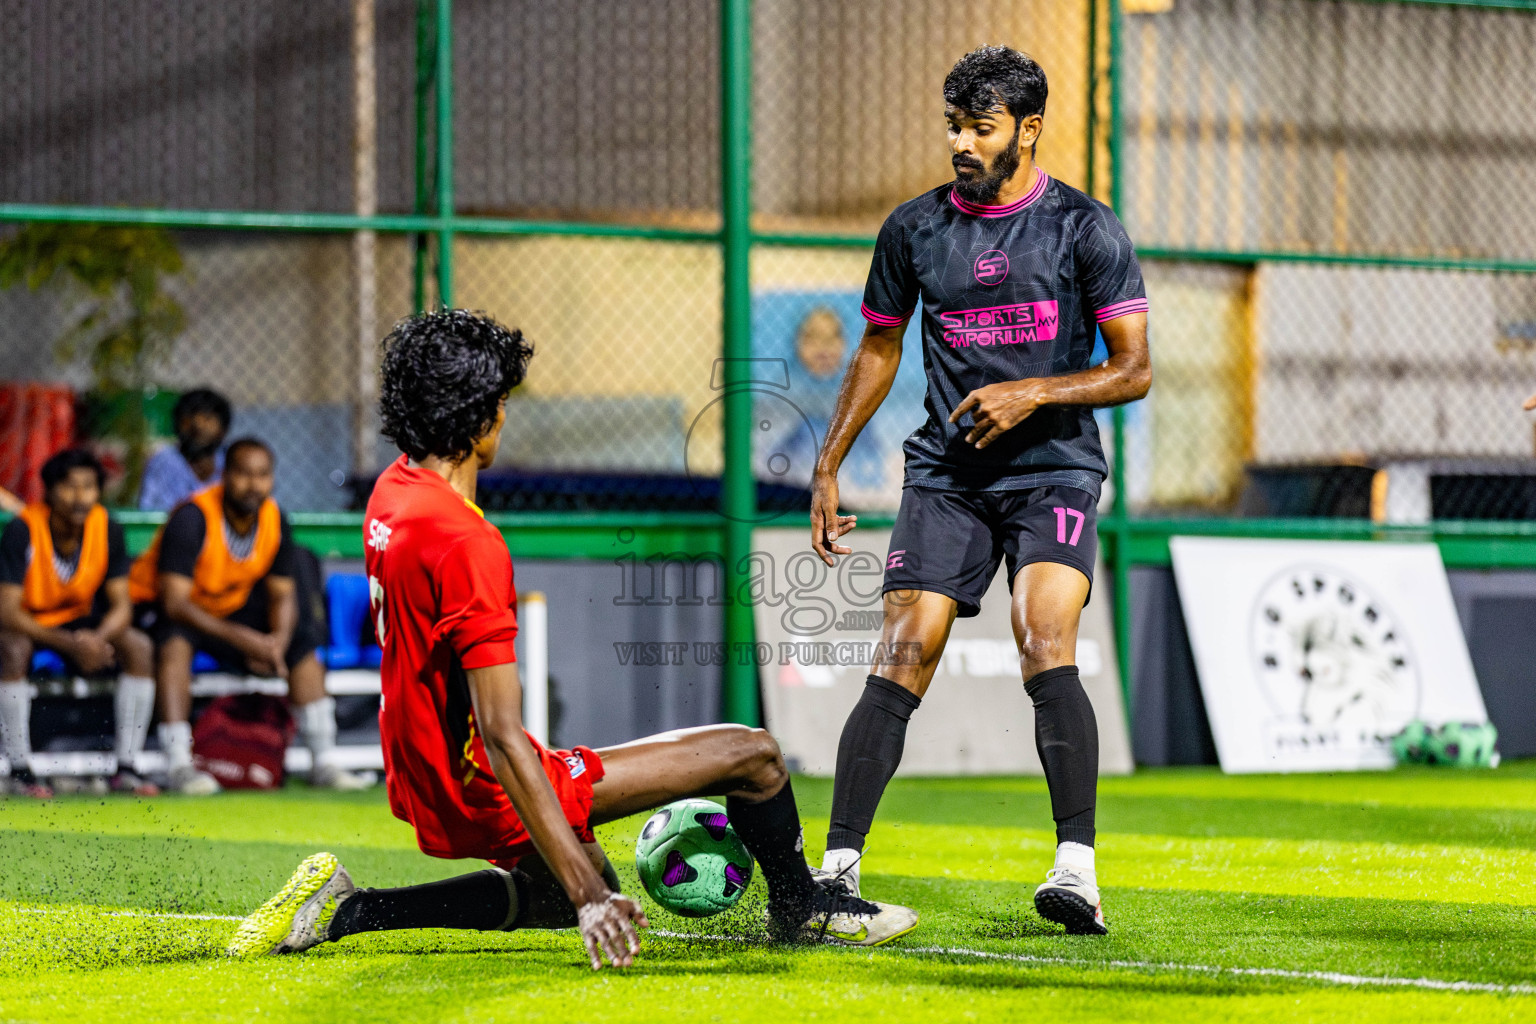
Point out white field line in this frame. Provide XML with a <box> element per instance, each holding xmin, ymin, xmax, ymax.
<box><xmin>17</xmin><ymin>907</ymin><xmax>243</xmax><ymax>922</ymax></box>
<box><xmin>652</xmin><ymin>929</ymin><xmax>1536</xmax><ymax>996</ymax></box>
<box><xmin>13</xmin><ymin>909</ymin><xmax>1534</xmax><ymax>996</ymax></box>
<box><xmin>899</xmin><ymin>945</ymin><xmax>1536</xmax><ymax>996</ymax></box>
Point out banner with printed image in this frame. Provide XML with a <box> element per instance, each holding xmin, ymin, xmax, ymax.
<box><xmin>752</xmin><ymin>526</ymin><xmax>1132</xmax><ymax>776</ymax></box>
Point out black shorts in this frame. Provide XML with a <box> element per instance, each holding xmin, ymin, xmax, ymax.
<box><xmin>882</xmin><ymin>485</ymin><xmax>1098</xmax><ymax>617</ymax></box>
<box><xmin>140</xmin><ymin>551</ymin><xmax>326</xmax><ymax>672</ymax></box>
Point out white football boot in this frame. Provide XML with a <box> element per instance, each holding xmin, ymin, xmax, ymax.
<box><xmin>769</xmin><ymin>875</ymin><xmax>917</xmax><ymax>947</ymax></box>
<box><xmin>167</xmin><ymin>763</ymin><xmax>221</xmax><ymax>796</ymax></box>
<box><xmin>310</xmin><ymin>763</ymin><xmax>376</xmax><ymax>791</ymax></box>
<box><xmin>1034</xmin><ymin>867</ymin><xmax>1108</xmax><ymax>935</ymax></box>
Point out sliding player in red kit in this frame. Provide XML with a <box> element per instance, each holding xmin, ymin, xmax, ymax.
<box><xmin>228</xmin><ymin>310</ymin><xmax>916</xmax><ymax>967</ymax></box>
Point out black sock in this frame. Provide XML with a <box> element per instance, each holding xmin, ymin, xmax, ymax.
<box><xmin>327</xmin><ymin>869</ymin><xmax>517</xmax><ymax>940</ymax></box>
<box><xmin>826</xmin><ymin>674</ymin><xmax>921</xmax><ymax>853</ymax></box>
<box><xmin>727</xmin><ymin>776</ymin><xmax>815</xmax><ymax>908</ymax></box>
<box><xmin>505</xmin><ymin>854</ymin><xmax>622</xmax><ymax>930</ymax></box>
<box><xmin>1025</xmin><ymin>665</ymin><xmax>1098</xmax><ymax>847</ymax></box>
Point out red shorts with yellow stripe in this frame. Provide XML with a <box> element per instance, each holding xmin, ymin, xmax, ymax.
<box><xmin>482</xmin><ymin>743</ymin><xmax>605</xmax><ymax>871</ymax></box>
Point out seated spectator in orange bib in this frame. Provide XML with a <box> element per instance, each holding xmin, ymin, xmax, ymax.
<box><xmin>0</xmin><ymin>449</ymin><xmax>158</xmax><ymax>798</ymax></box>
<box><xmin>129</xmin><ymin>438</ymin><xmax>371</xmax><ymax>795</ymax></box>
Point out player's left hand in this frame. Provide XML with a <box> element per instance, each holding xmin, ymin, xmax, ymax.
<box><xmin>70</xmin><ymin>631</ymin><xmax>115</xmax><ymax>675</ymax></box>
<box><xmin>950</xmin><ymin>380</ymin><xmax>1048</xmax><ymax>448</ymax></box>
<box><xmin>1524</xmin><ymin>391</ymin><xmax>1536</xmax><ymax>411</ymax></box>
<box><xmin>576</xmin><ymin>892</ymin><xmax>649</xmax><ymax>970</ymax></box>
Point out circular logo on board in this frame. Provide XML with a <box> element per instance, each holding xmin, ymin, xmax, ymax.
<box><xmin>1249</xmin><ymin>565</ymin><xmax>1421</xmax><ymax>734</ymax></box>
<box><xmin>973</xmin><ymin>249</ymin><xmax>1009</xmax><ymax>285</ymax></box>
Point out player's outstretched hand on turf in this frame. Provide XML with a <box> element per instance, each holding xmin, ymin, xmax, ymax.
<box><xmin>811</xmin><ymin>473</ymin><xmax>858</xmax><ymax>566</ymax></box>
<box><xmin>577</xmin><ymin>892</ymin><xmax>649</xmax><ymax>970</ymax></box>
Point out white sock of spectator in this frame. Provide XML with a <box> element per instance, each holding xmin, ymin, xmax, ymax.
<box><xmin>158</xmin><ymin>721</ymin><xmax>194</xmax><ymax>771</ymax></box>
<box><xmin>0</xmin><ymin>680</ymin><xmax>31</xmax><ymax>770</ymax></box>
<box><xmin>114</xmin><ymin>676</ymin><xmax>156</xmax><ymax>771</ymax></box>
<box><xmin>296</xmin><ymin>696</ymin><xmax>337</xmax><ymax>770</ymax></box>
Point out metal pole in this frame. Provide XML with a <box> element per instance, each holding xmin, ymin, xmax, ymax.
<box><xmin>353</xmin><ymin>0</ymin><xmax>379</xmax><ymax>476</ymax></box>
<box><xmin>434</xmin><ymin>0</ymin><xmax>454</xmax><ymax>308</ymax></box>
<box><xmin>720</xmin><ymin>0</ymin><xmax>759</xmax><ymax>726</ymax></box>
<box><xmin>521</xmin><ymin>593</ymin><xmax>550</xmax><ymax>744</ymax></box>
<box><xmin>412</xmin><ymin>0</ymin><xmax>434</xmax><ymax>312</ymax></box>
<box><xmin>1107</xmin><ymin>0</ymin><xmax>1135</xmax><ymax>718</ymax></box>
<box><xmin>1086</xmin><ymin>0</ymin><xmax>1099</xmax><ymax>199</ymax></box>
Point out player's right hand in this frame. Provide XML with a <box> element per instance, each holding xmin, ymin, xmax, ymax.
<box><xmin>576</xmin><ymin>892</ymin><xmax>649</xmax><ymax>970</ymax></box>
<box><xmin>810</xmin><ymin>473</ymin><xmax>857</xmax><ymax>566</ymax></box>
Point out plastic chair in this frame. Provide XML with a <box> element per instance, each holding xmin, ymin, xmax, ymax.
<box><xmin>29</xmin><ymin>650</ymin><xmax>67</xmax><ymax>676</ymax></box>
<box><xmin>323</xmin><ymin>573</ymin><xmax>381</xmax><ymax>669</ymax></box>
<box><xmin>31</xmin><ymin>646</ymin><xmax>220</xmax><ymax>675</ymax></box>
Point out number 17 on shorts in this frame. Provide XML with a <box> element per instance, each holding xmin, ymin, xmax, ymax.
<box><xmin>1052</xmin><ymin>507</ymin><xmax>1085</xmax><ymax>546</ymax></box>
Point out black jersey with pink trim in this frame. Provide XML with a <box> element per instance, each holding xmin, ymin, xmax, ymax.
<box><xmin>861</xmin><ymin>170</ymin><xmax>1147</xmax><ymax>497</ymax></box>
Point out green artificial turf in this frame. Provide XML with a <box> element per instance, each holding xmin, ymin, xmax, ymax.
<box><xmin>3</xmin><ymin>766</ymin><xmax>1535</xmax><ymax>1023</ymax></box>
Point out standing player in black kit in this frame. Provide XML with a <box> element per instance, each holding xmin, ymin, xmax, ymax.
<box><xmin>809</xmin><ymin>46</ymin><xmax>1151</xmax><ymax>935</ymax></box>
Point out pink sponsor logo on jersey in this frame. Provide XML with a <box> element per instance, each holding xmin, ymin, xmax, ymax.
<box><xmin>973</xmin><ymin>249</ymin><xmax>1009</xmax><ymax>285</ymax></box>
<box><xmin>939</xmin><ymin>300</ymin><xmax>1059</xmax><ymax>348</ymax></box>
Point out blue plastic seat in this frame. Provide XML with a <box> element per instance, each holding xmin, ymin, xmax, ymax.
<box><xmin>31</xmin><ymin>648</ymin><xmax>220</xmax><ymax>675</ymax></box>
<box><xmin>30</xmin><ymin>650</ymin><xmax>67</xmax><ymax>676</ymax></box>
<box><xmin>323</xmin><ymin>573</ymin><xmax>381</xmax><ymax>669</ymax></box>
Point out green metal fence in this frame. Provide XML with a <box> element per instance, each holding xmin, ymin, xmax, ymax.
<box><xmin>6</xmin><ymin>0</ymin><xmax>1536</xmax><ymax>724</ymax></box>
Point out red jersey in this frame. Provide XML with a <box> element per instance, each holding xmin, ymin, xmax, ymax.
<box><xmin>366</xmin><ymin>456</ymin><xmax>593</xmax><ymax>863</ymax></box>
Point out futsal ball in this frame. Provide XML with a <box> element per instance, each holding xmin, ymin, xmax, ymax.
<box><xmin>1426</xmin><ymin>721</ymin><xmax>1500</xmax><ymax>769</ymax></box>
<box><xmin>634</xmin><ymin>798</ymin><xmax>754</xmax><ymax>917</ymax></box>
<box><xmin>1390</xmin><ymin>719</ymin><xmax>1430</xmax><ymax>765</ymax></box>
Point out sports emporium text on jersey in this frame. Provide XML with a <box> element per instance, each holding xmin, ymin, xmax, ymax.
<box><xmin>939</xmin><ymin>300</ymin><xmax>1060</xmax><ymax>348</ymax></box>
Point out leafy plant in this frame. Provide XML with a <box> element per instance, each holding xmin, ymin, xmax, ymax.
<box><xmin>0</xmin><ymin>223</ymin><xmax>187</xmax><ymax>498</ymax></box>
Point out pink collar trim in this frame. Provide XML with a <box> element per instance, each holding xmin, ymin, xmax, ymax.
<box><xmin>948</xmin><ymin>169</ymin><xmax>1050</xmax><ymax>218</ymax></box>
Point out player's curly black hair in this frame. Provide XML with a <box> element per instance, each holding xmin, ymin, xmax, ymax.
<box><xmin>943</xmin><ymin>45</ymin><xmax>1048</xmax><ymax>121</ymax></box>
<box><xmin>379</xmin><ymin>309</ymin><xmax>535</xmax><ymax>463</ymax></box>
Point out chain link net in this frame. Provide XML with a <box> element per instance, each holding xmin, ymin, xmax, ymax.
<box><xmin>0</xmin><ymin>0</ymin><xmax>724</xmax><ymax>512</ymax></box>
<box><xmin>452</xmin><ymin>235</ymin><xmax>723</xmax><ymax>512</ymax></box>
<box><xmin>1123</xmin><ymin>0</ymin><xmax>1536</xmax><ymax>520</ymax></box>
<box><xmin>6</xmin><ymin>0</ymin><xmax>1536</xmax><ymax>523</ymax></box>
<box><xmin>752</xmin><ymin>0</ymin><xmax>1093</xmax><ymax>235</ymax></box>
<box><xmin>0</xmin><ymin>227</ymin><xmax>414</xmax><ymax>510</ymax></box>
<box><xmin>453</xmin><ymin>0</ymin><xmax>719</xmax><ymax>226</ymax></box>
<box><xmin>0</xmin><ymin>0</ymin><xmax>419</xmax><ymax>213</ymax></box>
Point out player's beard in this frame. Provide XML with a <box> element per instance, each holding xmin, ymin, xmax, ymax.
<box><xmin>179</xmin><ymin>435</ymin><xmax>220</xmax><ymax>461</ymax></box>
<box><xmin>952</xmin><ymin>120</ymin><xmax>1023</xmax><ymax>204</ymax></box>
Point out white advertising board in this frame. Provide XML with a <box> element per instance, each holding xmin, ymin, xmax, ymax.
<box><xmin>1170</xmin><ymin>537</ymin><xmax>1488</xmax><ymax>774</ymax></box>
<box><xmin>752</xmin><ymin>527</ymin><xmax>1132</xmax><ymax>776</ymax></box>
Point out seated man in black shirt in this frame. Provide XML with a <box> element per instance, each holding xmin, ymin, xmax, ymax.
<box><xmin>0</xmin><ymin>449</ymin><xmax>158</xmax><ymax>797</ymax></box>
<box><xmin>129</xmin><ymin>438</ymin><xmax>371</xmax><ymax>794</ymax></box>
